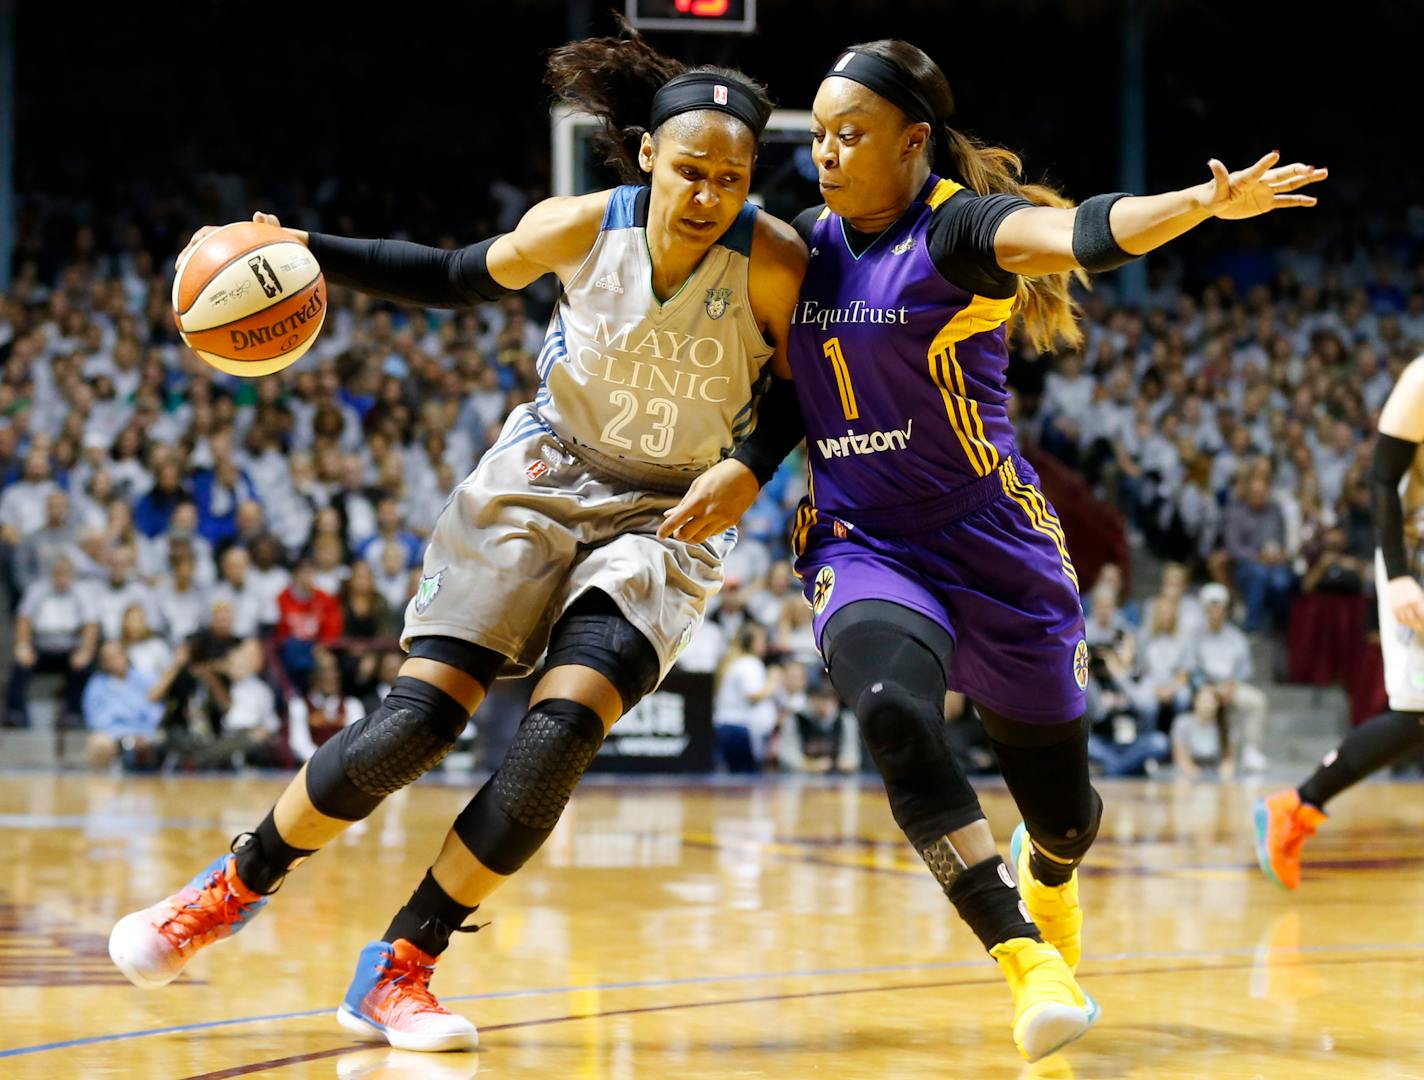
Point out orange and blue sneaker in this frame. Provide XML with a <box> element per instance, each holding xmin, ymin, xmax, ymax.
<box><xmin>337</xmin><ymin>939</ymin><xmax>479</xmax><ymax>1052</ymax></box>
<box><xmin>1253</xmin><ymin>788</ymin><xmax>1327</xmax><ymax>890</ymax></box>
<box><xmin>109</xmin><ymin>853</ymin><xmax>268</xmax><ymax>988</ymax></box>
<box><xmin>1010</xmin><ymin>823</ymin><xmax>1083</xmax><ymax>973</ymax></box>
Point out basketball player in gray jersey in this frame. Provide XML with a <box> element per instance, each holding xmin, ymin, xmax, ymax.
<box><xmin>109</xmin><ymin>24</ymin><xmax>806</xmax><ymax>1051</ymax></box>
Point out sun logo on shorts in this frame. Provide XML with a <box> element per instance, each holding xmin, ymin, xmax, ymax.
<box><xmin>704</xmin><ymin>287</ymin><xmax>732</xmax><ymax>320</ymax></box>
<box><xmin>812</xmin><ymin>566</ymin><xmax>836</xmax><ymax>615</ymax></box>
<box><xmin>414</xmin><ymin>568</ymin><xmax>445</xmax><ymax>615</ymax></box>
<box><xmin>1073</xmin><ymin>639</ymin><xmax>1090</xmax><ymax>690</ymax></box>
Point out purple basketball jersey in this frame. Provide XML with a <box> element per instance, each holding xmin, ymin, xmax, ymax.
<box><xmin>789</xmin><ymin>175</ymin><xmax>1016</xmax><ymax>522</ymax></box>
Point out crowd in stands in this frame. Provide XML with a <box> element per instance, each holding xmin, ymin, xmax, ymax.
<box><xmin>2</xmin><ymin>186</ymin><xmax>1422</xmax><ymax>778</ymax></box>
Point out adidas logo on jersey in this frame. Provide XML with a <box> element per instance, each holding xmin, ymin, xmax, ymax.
<box><xmin>892</xmin><ymin>237</ymin><xmax>916</xmax><ymax>255</ymax></box>
<box><xmin>815</xmin><ymin>419</ymin><xmax>914</xmax><ymax>459</ymax></box>
<box><xmin>594</xmin><ymin>272</ymin><xmax>624</xmax><ymax>294</ymax></box>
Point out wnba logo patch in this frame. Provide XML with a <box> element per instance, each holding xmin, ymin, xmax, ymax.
<box><xmin>1073</xmin><ymin>639</ymin><xmax>1089</xmax><ymax>690</ymax></box>
<box><xmin>812</xmin><ymin>566</ymin><xmax>836</xmax><ymax>615</ymax></box>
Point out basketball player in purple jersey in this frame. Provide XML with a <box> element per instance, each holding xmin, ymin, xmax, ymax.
<box><xmin>667</xmin><ymin>39</ymin><xmax>1325</xmax><ymax>1062</ymax></box>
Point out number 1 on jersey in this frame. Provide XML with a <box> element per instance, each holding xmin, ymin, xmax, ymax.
<box><xmin>823</xmin><ymin>338</ymin><xmax>859</xmax><ymax>421</ymax></box>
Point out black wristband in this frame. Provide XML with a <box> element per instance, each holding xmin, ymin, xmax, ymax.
<box><xmin>730</xmin><ymin>375</ymin><xmax>804</xmax><ymax>487</ymax></box>
<box><xmin>1372</xmin><ymin>432</ymin><xmax>1418</xmax><ymax>580</ymax></box>
<box><xmin>1071</xmin><ymin>192</ymin><xmax>1137</xmax><ymax>273</ymax></box>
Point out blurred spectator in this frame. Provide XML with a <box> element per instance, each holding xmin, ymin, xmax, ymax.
<box><xmin>275</xmin><ymin>558</ymin><xmax>343</xmax><ymax>690</ymax></box>
<box><xmin>1217</xmin><ymin>475</ymin><xmax>1293</xmax><ymax>632</ymax></box>
<box><xmin>120</xmin><ymin>602</ymin><xmax>174</xmax><ymax>681</ymax></box>
<box><xmin>1172</xmin><ymin>685</ymin><xmax>1234</xmax><ymax>780</ymax></box>
<box><xmin>748</xmin><ymin>560</ymin><xmax>799</xmax><ymax>627</ymax></box>
<box><xmin>777</xmin><ymin>673</ymin><xmax>860</xmax><ymax>774</ymax></box>
<box><xmin>287</xmin><ymin>648</ymin><xmax>363</xmax><ymax>763</ymax></box>
<box><xmin>95</xmin><ymin>544</ymin><xmax>158</xmax><ymax>641</ymax></box>
<box><xmin>192</xmin><ymin>455</ymin><xmax>260</xmax><ymax>546</ymax></box>
<box><xmin>212</xmin><ymin>639</ymin><xmax>286</xmax><ymax>768</ymax></box>
<box><xmin>1084</xmin><ymin>628</ymin><xmax>1169</xmax><ymax>777</ymax></box>
<box><xmin>8</xmin><ymin>555</ymin><xmax>97</xmax><ymax>727</ymax></box>
<box><xmin>713</xmin><ymin>623</ymin><xmax>781</xmax><ymax>773</ymax></box>
<box><xmin>133</xmin><ymin>459</ymin><xmax>187</xmax><ymax>538</ymax></box>
<box><xmin>1194</xmin><ymin>583</ymin><xmax>1269</xmax><ymax>773</ymax></box>
<box><xmin>0</xmin><ymin>447</ymin><xmax>59</xmax><ymax>545</ymax></box>
<box><xmin>82</xmin><ymin>640</ymin><xmax>163</xmax><ymax>769</ymax></box>
<box><xmin>773</xmin><ymin>595</ymin><xmax>819</xmax><ymax>667</ymax></box>
<box><xmin>358</xmin><ymin>497</ymin><xmax>423</xmax><ymax>571</ymax></box>
<box><xmin>211</xmin><ymin>546</ymin><xmax>268</xmax><ymax>638</ymax></box>
<box><xmin>248</xmin><ymin>534</ymin><xmax>293</xmax><ymax>614</ymax></box>
<box><xmin>1301</xmin><ymin>525</ymin><xmax>1368</xmax><ymax>596</ymax></box>
<box><xmin>152</xmin><ymin>541</ymin><xmax>210</xmax><ymax>644</ymax></box>
<box><xmin>1142</xmin><ymin>562</ymin><xmax>1204</xmax><ymax>642</ymax></box>
<box><xmin>1137</xmin><ymin>593</ymin><xmax>1196</xmax><ymax>734</ymax></box>
<box><xmin>373</xmin><ymin>542</ymin><xmax>413</xmax><ymax>612</ymax></box>
<box><xmin>12</xmin><ymin>489</ymin><xmax>76</xmax><ymax>593</ymax></box>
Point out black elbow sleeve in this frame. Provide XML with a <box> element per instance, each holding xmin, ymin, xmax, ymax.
<box><xmin>730</xmin><ymin>376</ymin><xmax>804</xmax><ymax>487</ymax></box>
<box><xmin>1071</xmin><ymin>192</ymin><xmax>1138</xmax><ymax>273</ymax></box>
<box><xmin>1372</xmin><ymin>432</ymin><xmax>1419</xmax><ymax>580</ymax></box>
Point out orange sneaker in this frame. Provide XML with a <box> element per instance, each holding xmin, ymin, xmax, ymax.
<box><xmin>337</xmin><ymin>939</ymin><xmax>479</xmax><ymax>1052</ymax></box>
<box><xmin>1253</xmin><ymin>789</ymin><xmax>1326</xmax><ymax>890</ymax></box>
<box><xmin>109</xmin><ymin>854</ymin><xmax>268</xmax><ymax>988</ymax></box>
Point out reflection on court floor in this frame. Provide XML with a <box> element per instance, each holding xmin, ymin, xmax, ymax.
<box><xmin>2</xmin><ymin>772</ymin><xmax>1423</xmax><ymax>1078</ymax></box>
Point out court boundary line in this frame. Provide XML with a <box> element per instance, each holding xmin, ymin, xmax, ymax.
<box><xmin>176</xmin><ymin>951</ymin><xmax>1424</xmax><ymax>1080</ymax></box>
<box><xmin>6</xmin><ymin>940</ymin><xmax>1424</xmax><ymax>1061</ymax></box>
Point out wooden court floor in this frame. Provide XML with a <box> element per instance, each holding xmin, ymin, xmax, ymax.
<box><xmin>2</xmin><ymin>771</ymin><xmax>1423</xmax><ymax>1079</ymax></box>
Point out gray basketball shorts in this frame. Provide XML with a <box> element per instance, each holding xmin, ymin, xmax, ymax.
<box><xmin>402</xmin><ymin>406</ymin><xmax>735</xmax><ymax>683</ymax></box>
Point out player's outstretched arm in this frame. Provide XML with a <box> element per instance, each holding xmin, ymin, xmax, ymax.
<box><xmin>992</xmin><ymin>151</ymin><xmax>1328</xmax><ymax>278</ymax></box>
<box><xmin>173</xmin><ymin>195</ymin><xmax>608</xmax><ymax>308</ymax></box>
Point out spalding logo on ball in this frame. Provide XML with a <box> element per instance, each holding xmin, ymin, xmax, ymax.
<box><xmin>173</xmin><ymin>221</ymin><xmax>326</xmax><ymax>377</ymax></box>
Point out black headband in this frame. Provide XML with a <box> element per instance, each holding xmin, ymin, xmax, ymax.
<box><xmin>825</xmin><ymin>50</ymin><xmax>938</xmax><ymax>126</ymax></box>
<box><xmin>649</xmin><ymin>72</ymin><xmax>772</xmax><ymax>139</ymax></box>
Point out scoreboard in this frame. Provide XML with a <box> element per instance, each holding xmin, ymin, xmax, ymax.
<box><xmin>625</xmin><ymin>0</ymin><xmax>756</xmax><ymax>33</ymax></box>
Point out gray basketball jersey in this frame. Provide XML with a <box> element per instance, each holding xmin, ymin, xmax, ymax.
<box><xmin>532</xmin><ymin>186</ymin><xmax>774</xmax><ymax>490</ymax></box>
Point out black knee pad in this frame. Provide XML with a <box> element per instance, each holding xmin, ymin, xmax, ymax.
<box><xmin>544</xmin><ymin>591</ymin><xmax>661</xmax><ymax>711</ymax></box>
<box><xmin>306</xmin><ymin>676</ymin><xmax>471</xmax><ymax>821</ymax></box>
<box><xmin>982</xmin><ymin>709</ymin><xmax>1101</xmax><ymax>864</ymax></box>
<box><xmin>407</xmin><ymin>635</ymin><xmax>506</xmax><ymax>688</ymax></box>
<box><xmin>856</xmin><ymin>680</ymin><xmax>983</xmax><ymax>848</ymax></box>
<box><xmin>858</xmin><ymin>680</ymin><xmax>945</xmax><ymax>781</ymax></box>
<box><xmin>454</xmin><ymin>698</ymin><xmax>605</xmax><ymax>876</ymax></box>
<box><xmin>823</xmin><ymin>601</ymin><xmax>953</xmax><ymax>709</ymax></box>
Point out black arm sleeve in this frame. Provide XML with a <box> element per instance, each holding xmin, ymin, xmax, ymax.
<box><xmin>926</xmin><ymin>190</ymin><xmax>1033</xmax><ymax>299</ymax></box>
<box><xmin>303</xmin><ymin>233</ymin><xmax>515</xmax><ymax>308</ymax></box>
<box><xmin>730</xmin><ymin>376</ymin><xmax>805</xmax><ymax>487</ymax></box>
<box><xmin>1372</xmin><ymin>432</ymin><xmax>1419</xmax><ymax>579</ymax></box>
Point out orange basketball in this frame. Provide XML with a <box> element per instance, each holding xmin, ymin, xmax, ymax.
<box><xmin>173</xmin><ymin>221</ymin><xmax>326</xmax><ymax>377</ymax></box>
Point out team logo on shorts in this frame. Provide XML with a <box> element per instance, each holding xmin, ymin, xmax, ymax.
<box><xmin>812</xmin><ymin>566</ymin><xmax>836</xmax><ymax>615</ymax></box>
<box><xmin>704</xmin><ymin>287</ymin><xmax>732</xmax><ymax>320</ymax></box>
<box><xmin>413</xmin><ymin>568</ymin><xmax>445</xmax><ymax>615</ymax></box>
<box><xmin>1073</xmin><ymin>639</ymin><xmax>1090</xmax><ymax>690</ymax></box>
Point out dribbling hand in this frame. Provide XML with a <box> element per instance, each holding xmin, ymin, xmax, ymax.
<box><xmin>1202</xmin><ymin>151</ymin><xmax>1328</xmax><ymax>220</ymax></box>
<box><xmin>174</xmin><ymin>211</ymin><xmax>304</xmax><ymax>270</ymax></box>
<box><xmin>1387</xmin><ymin>575</ymin><xmax>1424</xmax><ymax>634</ymax></box>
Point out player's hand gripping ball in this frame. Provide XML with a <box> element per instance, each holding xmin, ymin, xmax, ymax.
<box><xmin>173</xmin><ymin>220</ymin><xmax>326</xmax><ymax>377</ymax></box>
